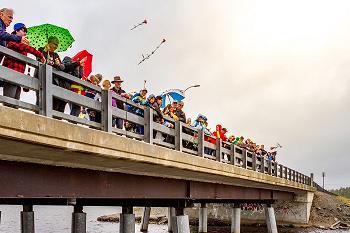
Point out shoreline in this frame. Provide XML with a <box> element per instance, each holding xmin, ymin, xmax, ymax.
<box><xmin>97</xmin><ymin>192</ymin><xmax>350</xmax><ymax>231</ymax></box>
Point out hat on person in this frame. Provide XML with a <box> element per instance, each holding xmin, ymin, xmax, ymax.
<box><xmin>12</xmin><ymin>23</ymin><xmax>27</xmax><ymax>34</ymax></box>
<box><xmin>14</xmin><ymin>23</ymin><xmax>26</xmax><ymax>31</ymax></box>
<box><xmin>111</xmin><ymin>76</ymin><xmax>124</xmax><ymax>83</ymax></box>
<box><xmin>95</xmin><ymin>74</ymin><xmax>103</xmax><ymax>81</ymax></box>
<box><xmin>147</xmin><ymin>94</ymin><xmax>155</xmax><ymax>101</ymax></box>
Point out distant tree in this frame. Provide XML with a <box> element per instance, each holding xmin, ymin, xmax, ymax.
<box><xmin>330</xmin><ymin>187</ymin><xmax>350</xmax><ymax>198</ymax></box>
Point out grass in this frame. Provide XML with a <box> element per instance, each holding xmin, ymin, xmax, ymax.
<box><xmin>337</xmin><ymin>195</ymin><xmax>350</xmax><ymax>206</ymax></box>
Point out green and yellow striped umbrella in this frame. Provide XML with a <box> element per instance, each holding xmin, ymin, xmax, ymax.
<box><xmin>27</xmin><ymin>24</ymin><xmax>75</xmax><ymax>52</ymax></box>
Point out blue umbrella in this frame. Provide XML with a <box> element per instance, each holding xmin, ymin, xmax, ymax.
<box><xmin>161</xmin><ymin>89</ymin><xmax>185</xmax><ymax>108</ymax></box>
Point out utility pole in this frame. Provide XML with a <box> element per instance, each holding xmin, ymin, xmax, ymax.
<box><xmin>322</xmin><ymin>172</ymin><xmax>326</xmax><ymax>189</ymax></box>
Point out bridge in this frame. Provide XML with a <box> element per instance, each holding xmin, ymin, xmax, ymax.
<box><xmin>0</xmin><ymin>46</ymin><xmax>315</xmax><ymax>233</ymax></box>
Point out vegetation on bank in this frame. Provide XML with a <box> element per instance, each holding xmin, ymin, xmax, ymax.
<box><xmin>337</xmin><ymin>196</ymin><xmax>350</xmax><ymax>206</ymax></box>
<box><xmin>330</xmin><ymin>187</ymin><xmax>350</xmax><ymax>199</ymax></box>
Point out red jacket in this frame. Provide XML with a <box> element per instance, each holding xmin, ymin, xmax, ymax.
<box><xmin>212</xmin><ymin>124</ymin><xmax>228</xmax><ymax>144</ymax></box>
<box><xmin>3</xmin><ymin>41</ymin><xmax>44</xmax><ymax>74</ymax></box>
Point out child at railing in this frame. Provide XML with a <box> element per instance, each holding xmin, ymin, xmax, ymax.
<box><xmin>85</xmin><ymin>74</ymin><xmax>102</xmax><ymax>122</ymax></box>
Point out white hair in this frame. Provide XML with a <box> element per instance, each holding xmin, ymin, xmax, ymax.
<box><xmin>0</xmin><ymin>8</ymin><xmax>14</xmax><ymax>14</ymax></box>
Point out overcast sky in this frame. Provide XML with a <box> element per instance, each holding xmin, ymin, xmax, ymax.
<box><xmin>3</xmin><ymin>0</ymin><xmax>350</xmax><ymax>189</ymax></box>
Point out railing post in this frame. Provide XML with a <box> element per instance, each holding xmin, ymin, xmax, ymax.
<box><xmin>38</xmin><ymin>64</ymin><xmax>53</xmax><ymax>117</ymax></box>
<box><xmin>101</xmin><ymin>90</ymin><xmax>112</xmax><ymax>133</ymax></box>
<box><xmin>292</xmin><ymin>170</ymin><xmax>296</xmax><ymax>182</ymax></box>
<box><xmin>310</xmin><ymin>173</ymin><xmax>314</xmax><ymax>186</ymax></box>
<box><xmin>252</xmin><ymin>153</ymin><xmax>257</xmax><ymax>171</ymax></box>
<box><xmin>297</xmin><ymin>172</ymin><xmax>300</xmax><ymax>183</ymax></box>
<box><xmin>230</xmin><ymin>145</ymin><xmax>236</xmax><ymax>165</ymax></box>
<box><xmin>285</xmin><ymin>167</ymin><xmax>288</xmax><ymax>180</ymax></box>
<box><xmin>216</xmin><ymin>138</ymin><xmax>222</xmax><ymax>162</ymax></box>
<box><xmin>288</xmin><ymin>169</ymin><xmax>292</xmax><ymax>181</ymax></box>
<box><xmin>242</xmin><ymin>149</ymin><xmax>247</xmax><ymax>169</ymax></box>
<box><xmin>260</xmin><ymin>156</ymin><xmax>265</xmax><ymax>173</ymax></box>
<box><xmin>144</xmin><ymin>108</ymin><xmax>153</xmax><ymax>144</ymax></box>
<box><xmin>175</xmin><ymin>121</ymin><xmax>183</xmax><ymax>152</ymax></box>
<box><xmin>274</xmin><ymin>162</ymin><xmax>278</xmax><ymax>177</ymax></box>
<box><xmin>279</xmin><ymin>165</ymin><xmax>283</xmax><ymax>178</ymax></box>
<box><xmin>268</xmin><ymin>160</ymin><xmax>272</xmax><ymax>175</ymax></box>
<box><xmin>197</xmin><ymin>129</ymin><xmax>204</xmax><ymax>157</ymax></box>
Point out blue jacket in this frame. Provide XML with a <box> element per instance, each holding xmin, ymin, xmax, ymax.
<box><xmin>191</xmin><ymin>120</ymin><xmax>211</xmax><ymax>135</ymax></box>
<box><xmin>0</xmin><ymin>19</ymin><xmax>21</xmax><ymax>47</ymax></box>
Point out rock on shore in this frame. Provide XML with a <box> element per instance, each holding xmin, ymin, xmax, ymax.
<box><xmin>97</xmin><ymin>207</ymin><xmax>168</xmax><ymax>224</ymax></box>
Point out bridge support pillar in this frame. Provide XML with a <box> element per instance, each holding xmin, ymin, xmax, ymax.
<box><xmin>71</xmin><ymin>205</ymin><xmax>86</xmax><ymax>233</ymax></box>
<box><xmin>231</xmin><ymin>204</ymin><xmax>241</xmax><ymax>233</ymax></box>
<box><xmin>167</xmin><ymin>207</ymin><xmax>176</xmax><ymax>232</ymax></box>
<box><xmin>140</xmin><ymin>207</ymin><xmax>151</xmax><ymax>232</ymax></box>
<box><xmin>120</xmin><ymin>206</ymin><xmax>135</xmax><ymax>233</ymax></box>
<box><xmin>171</xmin><ymin>208</ymin><xmax>190</xmax><ymax>233</ymax></box>
<box><xmin>21</xmin><ymin>205</ymin><xmax>35</xmax><ymax>233</ymax></box>
<box><xmin>198</xmin><ymin>203</ymin><xmax>207</xmax><ymax>233</ymax></box>
<box><xmin>265</xmin><ymin>205</ymin><xmax>278</xmax><ymax>233</ymax></box>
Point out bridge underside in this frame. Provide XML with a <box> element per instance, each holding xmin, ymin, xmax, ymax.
<box><xmin>0</xmin><ymin>160</ymin><xmax>293</xmax><ymax>206</ymax></box>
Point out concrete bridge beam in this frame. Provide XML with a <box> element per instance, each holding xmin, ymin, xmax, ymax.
<box><xmin>265</xmin><ymin>204</ymin><xmax>278</xmax><ymax>233</ymax></box>
<box><xmin>198</xmin><ymin>203</ymin><xmax>208</xmax><ymax>233</ymax></box>
<box><xmin>231</xmin><ymin>204</ymin><xmax>241</xmax><ymax>233</ymax></box>
<box><xmin>140</xmin><ymin>207</ymin><xmax>151</xmax><ymax>232</ymax></box>
<box><xmin>120</xmin><ymin>206</ymin><xmax>135</xmax><ymax>233</ymax></box>
<box><xmin>21</xmin><ymin>205</ymin><xmax>35</xmax><ymax>233</ymax></box>
<box><xmin>71</xmin><ymin>205</ymin><xmax>86</xmax><ymax>233</ymax></box>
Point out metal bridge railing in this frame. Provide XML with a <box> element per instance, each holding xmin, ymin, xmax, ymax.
<box><xmin>0</xmin><ymin>46</ymin><xmax>313</xmax><ymax>186</ymax></box>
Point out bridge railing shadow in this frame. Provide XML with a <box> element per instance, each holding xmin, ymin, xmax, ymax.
<box><xmin>0</xmin><ymin>46</ymin><xmax>313</xmax><ymax>187</ymax></box>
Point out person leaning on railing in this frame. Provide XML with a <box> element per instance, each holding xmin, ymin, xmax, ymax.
<box><xmin>85</xmin><ymin>74</ymin><xmax>102</xmax><ymax>122</ymax></box>
<box><xmin>37</xmin><ymin>36</ymin><xmax>68</xmax><ymax>113</ymax></box>
<box><xmin>2</xmin><ymin>23</ymin><xmax>45</xmax><ymax>105</ymax></box>
<box><xmin>0</xmin><ymin>8</ymin><xmax>29</xmax><ymax>62</ymax></box>
<box><xmin>61</xmin><ymin>56</ymin><xmax>86</xmax><ymax>117</ymax></box>
<box><xmin>110</xmin><ymin>76</ymin><xmax>129</xmax><ymax>129</ymax></box>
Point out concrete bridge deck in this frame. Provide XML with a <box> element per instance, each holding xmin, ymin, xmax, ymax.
<box><xmin>0</xmin><ymin>106</ymin><xmax>313</xmax><ymax>204</ymax></box>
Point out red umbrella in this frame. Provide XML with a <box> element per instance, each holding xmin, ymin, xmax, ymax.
<box><xmin>72</xmin><ymin>50</ymin><xmax>93</xmax><ymax>80</ymax></box>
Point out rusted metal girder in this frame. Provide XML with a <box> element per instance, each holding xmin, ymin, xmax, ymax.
<box><xmin>0</xmin><ymin>160</ymin><xmax>293</xmax><ymax>205</ymax></box>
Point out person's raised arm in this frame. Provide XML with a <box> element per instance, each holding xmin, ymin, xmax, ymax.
<box><xmin>0</xmin><ymin>26</ymin><xmax>21</xmax><ymax>43</ymax></box>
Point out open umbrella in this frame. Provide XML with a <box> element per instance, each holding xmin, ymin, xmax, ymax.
<box><xmin>27</xmin><ymin>24</ymin><xmax>75</xmax><ymax>52</ymax></box>
<box><xmin>160</xmin><ymin>89</ymin><xmax>185</xmax><ymax>108</ymax></box>
<box><xmin>72</xmin><ymin>50</ymin><xmax>93</xmax><ymax>80</ymax></box>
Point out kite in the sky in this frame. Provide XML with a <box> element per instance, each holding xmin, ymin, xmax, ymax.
<box><xmin>138</xmin><ymin>39</ymin><xmax>166</xmax><ymax>65</ymax></box>
<box><xmin>130</xmin><ymin>19</ymin><xmax>147</xmax><ymax>30</ymax></box>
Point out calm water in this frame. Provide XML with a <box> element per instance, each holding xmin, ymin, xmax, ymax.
<box><xmin>0</xmin><ymin>205</ymin><xmax>348</xmax><ymax>233</ymax></box>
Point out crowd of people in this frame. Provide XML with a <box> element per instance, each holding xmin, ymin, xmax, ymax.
<box><xmin>0</xmin><ymin>8</ymin><xmax>278</xmax><ymax>162</ymax></box>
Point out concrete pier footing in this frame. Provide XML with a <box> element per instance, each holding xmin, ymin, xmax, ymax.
<box><xmin>171</xmin><ymin>209</ymin><xmax>190</xmax><ymax>233</ymax></box>
<box><xmin>265</xmin><ymin>205</ymin><xmax>278</xmax><ymax>233</ymax></box>
<box><xmin>140</xmin><ymin>207</ymin><xmax>151</xmax><ymax>232</ymax></box>
<box><xmin>168</xmin><ymin>207</ymin><xmax>176</xmax><ymax>232</ymax></box>
<box><xmin>119</xmin><ymin>206</ymin><xmax>135</xmax><ymax>233</ymax></box>
<box><xmin>71</xmin><ymin>206</ymin><xmax>86</xmax><ymax>233</ymax></box>
<box><xmin>199</xmin><ymin>203</ymin><xmax>208</xmax><ymax>233</ymax></box>
<box><xmin>231</xmin><ymin>205</ymin><xmax>241</xmax><ymax>233</ymax></box>
<box><xmin>21</xmin><ymin>205</ymin><xmax>35</xmax><ymax>233</ymax></box>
